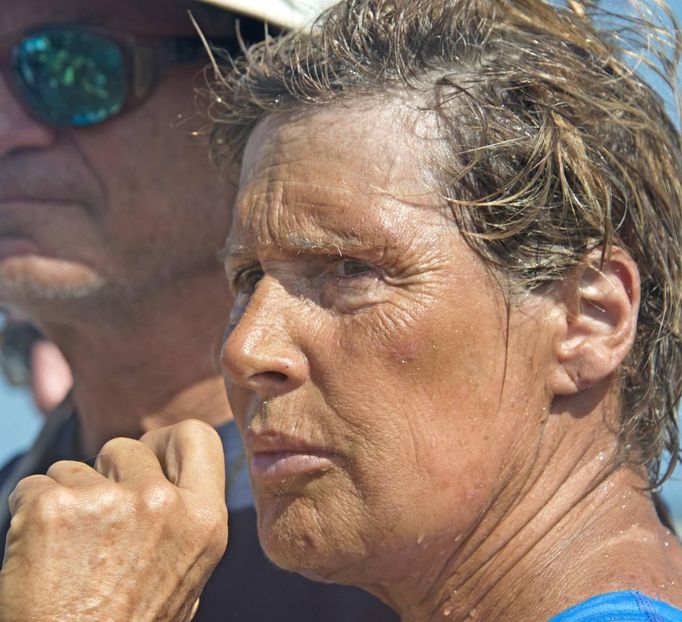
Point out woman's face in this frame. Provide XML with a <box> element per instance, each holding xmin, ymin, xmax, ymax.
<box><xmin>221</xmin><ymin>104</ymin><xmax>556</xmax><ymax>589</ymax></box>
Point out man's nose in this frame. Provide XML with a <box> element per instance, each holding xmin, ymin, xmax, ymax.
<box><xmin>221</xmin><ymin>281</ymin><xmax>309</xmax><ymax>399</ymax></box>
<box><xmin>0</xmin><ymin>74</ymin><xmax>56</xmax><ymax>157</ymax></box>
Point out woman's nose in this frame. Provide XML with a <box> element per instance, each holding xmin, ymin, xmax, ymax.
<box><xmin>221</xmin><ymin>283</ymin><xmax>309</xmax><ymax>399</ymax></box>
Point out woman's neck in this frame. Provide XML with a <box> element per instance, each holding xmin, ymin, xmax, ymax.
<box><xmin>373</xmin><ymin>455</ymin><xmax>681</xmax><ymax>621</ymax></box>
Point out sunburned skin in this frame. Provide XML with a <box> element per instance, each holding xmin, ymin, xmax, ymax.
<box><xmin>220</xmin><ymin>101</ymin><xmax>682</xmax><ymax>622</ymax></box>
<box><xmin>220</xmin><ymin>102</ymin><xmax>568</xmax><ymax>615</ymax></box>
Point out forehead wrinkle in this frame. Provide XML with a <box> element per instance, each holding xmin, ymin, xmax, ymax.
<box><xmin>239</xmin><ymin>187</ymin><xmax>409</xmax><ymax>261</ymax></box>
<box><xmin>236</xmin><ymin>105</ymin><xmax>447</xmax><ymax>264</ymax></box>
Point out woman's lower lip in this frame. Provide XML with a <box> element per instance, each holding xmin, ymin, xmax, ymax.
<box><xmin>250</xmin><ymin>451</ymin><xmax>336</xmax><ymax>481</ymax></box>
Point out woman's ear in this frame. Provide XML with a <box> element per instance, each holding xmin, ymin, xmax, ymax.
<box><xmin>549</xmin><ymin>247</ymin><xmax>640</xmax><ymax>396</ymax></box>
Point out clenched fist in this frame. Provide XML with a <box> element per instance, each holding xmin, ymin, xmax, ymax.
<box><xmin>0</xmin><ymin>420</ymin><xmax>228</xmax><ymax>622</ymax></box>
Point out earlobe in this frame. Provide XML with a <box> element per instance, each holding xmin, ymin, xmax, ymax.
<box><xmin>549</xmin><ymin>247</ymin><xmax>640</xmax><ymax>396</ymax></box>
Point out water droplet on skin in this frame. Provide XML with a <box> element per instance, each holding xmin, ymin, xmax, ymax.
<box><xmin>665</xmin><ymin>541</ymin><xmax>670</xmax><ymax>548</ymax></box>
<box><xmin>443</xmin><ymin>606</ymin><xmax>453</xmax><ymax>616</ymax></box>
<box><xmin>417</xmin><ymin>533</ymin><xmax>425</xmax><ymax>544</ymax></box>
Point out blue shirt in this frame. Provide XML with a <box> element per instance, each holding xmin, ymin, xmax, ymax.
<box><xmin>551</xmin><ymin>591</ymin><xmax>682</xmax><ymax>621</ymax></box>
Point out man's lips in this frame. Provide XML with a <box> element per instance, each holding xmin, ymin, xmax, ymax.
<box><xmin>0</xmin><ymin>236</ymin><xmax>38</xmax><ymax>261</ymax></box>
<box><xmin>243</xmin><ymin>429</ymin><xmax>338</xmax><ymax>481</ymax></box>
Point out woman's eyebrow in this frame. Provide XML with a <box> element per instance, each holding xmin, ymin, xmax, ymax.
<box><xmin>217</xmin><ymin>219</ymin><xmax>400</xmax><ymax>264</ymax></box>
<box><xmin>216</xmin><ymin>237</ymin><xmax>390</xmax><ymax>268</ymax></box>
<box><xmin>216</xmin><ymin>243</ymin><xmax>248</xmax><ymax>263</ymax></box>
<box><xmin>216</xmin><ymin>237</ymin><xmax>342</xmax><ymax>262</ymax></box>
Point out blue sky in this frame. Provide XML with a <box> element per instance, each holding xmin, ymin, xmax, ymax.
<box><xmin>0</xmin><ymin>0</ymin><xmax>681</xmax><ymax>530</ymax></box>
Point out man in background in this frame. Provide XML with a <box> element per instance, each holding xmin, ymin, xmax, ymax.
<box><xmin>0</xmin><ymin>0</ymin><xmax>396</xmax><ymax>619</ymax></box>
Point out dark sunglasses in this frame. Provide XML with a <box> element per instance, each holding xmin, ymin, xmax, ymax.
<box><xmin>3</xmin><ymin>24</ymin><xmax>238</xmax><ymax>128</ymax></box>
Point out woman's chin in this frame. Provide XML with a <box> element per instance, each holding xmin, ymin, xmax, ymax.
<box><xmin>259</xmin><ymin>528</ymin><xmax>367</xmax><ymax>584</ymax></box>
<box><xmin>256</xmin><ymin>500</ymin><xmax>373</xmax><ymax>586</ymax></box>
<box><xmin>270</xmin><ymin>548</ymin><xmax>371</xmax><ymax>586</ymax></box>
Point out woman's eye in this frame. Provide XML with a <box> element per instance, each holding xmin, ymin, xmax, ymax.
<box><xmin>235</xmin><ymin>267</ymin><xmax>264</xmax><ymax>293</ymax></box>
<box><xmin>320</xmin><ymin>256</ymin><xmax>382</xmax><ymax>311</ymax></box>
<box><xmin>332</xmin><ymin>258</ymin><xmax>374</xmax><ymax>278</ymax></box>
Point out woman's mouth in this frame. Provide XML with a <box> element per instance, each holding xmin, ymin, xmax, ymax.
<box><xmin>250</xmin><ymin>451</ymin><xmax>337</xmax><ymax>480</ymax></box>
<box><xmin>244</xmin><ymin>429</ymin><xmax>338</xmax><ymax>481</ymax></box>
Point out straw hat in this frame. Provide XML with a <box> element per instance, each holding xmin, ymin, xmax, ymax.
<box><xmin>197</xmin><ymin>0</ymin><xmax>337</xmax><ymax>29</ymax></box>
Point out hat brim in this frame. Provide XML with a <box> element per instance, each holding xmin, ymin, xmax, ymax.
<box><xmin>197</xmin><ymin>0</ymin><xmax>319</xmax><ymax>30</ymax></box>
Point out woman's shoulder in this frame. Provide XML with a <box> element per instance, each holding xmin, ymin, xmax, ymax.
<box><xmin>549</xmin><ymin>591</ymin><xmax>682</xmax><ymax>621</ymax></box>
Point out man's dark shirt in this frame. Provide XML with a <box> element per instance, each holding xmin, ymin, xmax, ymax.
<box><xmin>0</xmin><ymin>413</ymin><xmax>398</xmax><ymax>621</ymax></box>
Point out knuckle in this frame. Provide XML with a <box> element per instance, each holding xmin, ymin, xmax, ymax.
<box><xmin>137</xmin><ymin>482</ymin><xmax>181</xmax><ymax>514</ymax></box>
<box><xmin>176</xmin><ymin>418</ymin><xmax>215</xmax><ymax>439</ymax></box>
<box><xmin>46</xmin><ymin>459</ymin><xmax>84</xmax><ymax>479</ymax></box>
<box><xmin>33</xmin><ymin>488</ymin><xmax>77</xmax><ymax>522</ymax></box>
<box><xmin>89</xmin><ymin>486</ymin><xmax>121</xmax><ymax>513</ymax></box>
<box><xmin>8</xmin><ymin>475</ymin><xmax>49</xmax><ymax>514</ymax></box>
<box><xmin>99</xmin><ymin>436</ymin><xmax>139</xmax><ymax>458</ymax></box>
<box><xmin>11</xmin><ymin>474</ymin><xmax>46</xmax><ymax>497</ymax></box>
<box><xmin>96</xmin><ymin>437</ymin><xmax>144</xmax><ymax>474</ymax></box>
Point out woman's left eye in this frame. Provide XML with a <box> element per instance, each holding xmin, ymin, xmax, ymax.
<box><xmin>331</xmin><ymin>258</ymin><xmax>374</xmax><ymax>278</ymax></box>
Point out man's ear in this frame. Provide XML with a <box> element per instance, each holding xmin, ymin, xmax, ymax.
<box><xmin>549</xmin><ymin>247</ymin><xmax>640</xmax><ymax>396</ymax></box>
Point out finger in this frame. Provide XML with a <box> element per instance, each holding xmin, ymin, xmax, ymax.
<box><xmin>140</xmin><ymin>420</ymin><xmax>225</xmax><ymax>497</ymax></box>
<box><xmin>189</xmin><ymin>599</ymin><xmax>200</xmax><ymax>621</ymax></box>
<box><xmin>8</xmin><ymin>474</ymin><xmax>58</xmax><ymax>516</ymax></box>
<box><xmin>46</xmin><ymin>460</ymin><xmax>107</xmax><ymax>488</ymax></box>
<box><xmin>95</xmin><ymin>436</ymin><xmax>166</xmax><ymax>485</ymax></box>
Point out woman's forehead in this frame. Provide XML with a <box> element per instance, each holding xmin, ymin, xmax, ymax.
<box><xmin>233</xmin><ymin>107</ymin><xmax>446</xmax><ymax>248</ymax></box>
<box><xmin>239</xmin><ymin>104</ymin><xmax>436</xmax><ymax>205</ymax></box>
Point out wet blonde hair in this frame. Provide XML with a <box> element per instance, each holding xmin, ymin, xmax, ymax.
<box><xmin>209</xmin><ymin>0</ymin><xmax>682</xmax><ymax>485</ymax></box>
